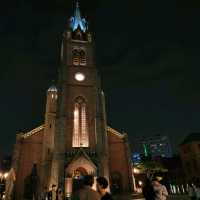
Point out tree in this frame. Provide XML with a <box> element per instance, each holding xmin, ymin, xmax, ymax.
<box><xmin>135</xmin><ymin>160</ymin><xmax>168</xmax><ymax>175</ymax></box>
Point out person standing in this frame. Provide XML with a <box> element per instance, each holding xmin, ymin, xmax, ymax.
<box><xmin>48</xmin><ymin>185</ymin><xmax>57</xmax><ymax>200</ymax></box>
<box><xmin>152</xmin><ymin>178</ymin><xmax>168</xmax><ymax>200</ymax></box>
<box><xmin>142</xmin><ymin>178</ymin><xmax>155</xmax><ymax>200</ymax></box>
<box><xmin>72</xmin><ymin>175</ymin><xmax>101</xmax><ymax>200</ymax></box>
<box><xmin>57</xmin><ymin>188</ymin><xmax>63</xmax><ymax>200</ymax></box>
<box><xmin>96</xmin><ymin>177</ymin><xmax>112</xmax><ymax>200</ymax></box>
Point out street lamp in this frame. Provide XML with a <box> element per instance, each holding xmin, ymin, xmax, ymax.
<box><xmin>3</xmin><ymin>173</ymin><xmax>8</xmax><ymax>179</ymax></box>
<box><xmin>132</xmin><ymin>167</ymin><xmax>142</xmax><ymax>193</ymax></box>
<box><xmin>138</xmin><ymin>180</ymin><xmax>143</xmax><ymax>186</ymax></box>
<box><xmin>133</xmin><ymin>168</ymin><xmax>140</xmax><ymax>174</ymax></box>
<box><xmin>0</xmin><ymin>172</ymin><xmax>9</xmax><ymax>200</ymax></box>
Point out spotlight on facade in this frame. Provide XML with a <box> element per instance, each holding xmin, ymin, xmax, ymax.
<box><xmin>138</xmin><ymin>180</ymin><xmax>143</xmax><ymax>186</ymax></box>
<box><xmin>4</xmin><ymin>173</ymin><xmax>8</xmax><ymax>179</ymax></box>
<box><xmin>133</xmin><ymin>168</ymin><xmax>140</xmax><ymax>174</ymax></box>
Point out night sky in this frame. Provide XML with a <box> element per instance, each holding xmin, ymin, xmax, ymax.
<box><xmin>1</xmin><ymin>0</ymin><xmax>200</xmax><ymax>154</ymax></box>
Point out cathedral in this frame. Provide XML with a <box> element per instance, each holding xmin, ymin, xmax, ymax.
<box><xmin>12</xmin><ymin>2</ymin><xmax>133</xmax><ymax>199</ymax></box>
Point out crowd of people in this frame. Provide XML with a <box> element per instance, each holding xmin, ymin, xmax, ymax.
<box><xmin>142</xmin><ymin>177</ymin><xmax>168</xmax><ymax>200</ymax></box>
<box><xmin>40</xmin><ymin>175</ymin><xmax>112</xmax><ymax>200</ymax></box>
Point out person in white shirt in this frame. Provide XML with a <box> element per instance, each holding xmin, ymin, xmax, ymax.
<box><xmin>152</xmin><ymin>177</ymin><xmax>168</xmax><ymax>200</ymax></box>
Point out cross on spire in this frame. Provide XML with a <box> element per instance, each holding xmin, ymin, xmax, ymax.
<box><xmin>69</xmin><ymin>0</ymin><xmax>88</xmax><ymax>32</ymax></box>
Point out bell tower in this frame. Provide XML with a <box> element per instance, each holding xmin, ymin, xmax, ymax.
<box><xmin>59</xmin><ymin>1</ymin><xmax>97</xmax><ymax>150</ymax></box>
<box><xmin>47</xmin><ymin>1</ymin><xmax>110</xmax><ymax>194</ymax></box>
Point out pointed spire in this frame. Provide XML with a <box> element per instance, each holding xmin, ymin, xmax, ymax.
<box><xmin>69</xmin><ymin>1</ymin><xmax>87</xmax><ymax>32</ymax></box>
<box><xmin>48</xmin><ymin>80</ymin><xmax>57</xmax><ymax>92</ymax></box>
<box><xmin>75</xmin><ymin>1</ymin><xmax>81</xmax><ymax>19</ymax></box>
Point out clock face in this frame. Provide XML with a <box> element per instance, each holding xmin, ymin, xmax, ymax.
<box><xmin>74</xmin><ymin>72</ymin><xmax>85</xmax><ymax>82</ymax></box>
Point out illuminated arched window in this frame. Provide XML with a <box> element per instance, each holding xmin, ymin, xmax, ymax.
<box><xmin>80</xmin><ymin>50</ymin><xmax>86</xmax><ymax>66</ymax></box>
<box><xmin>72</xmin><ymin>49</ymin><xmax>80</xmax><ymax>66</ymax></box>
<box><xmin>72</xmin><ymin>97</ymin><xmax>89</xmax><ymax>147</ymax></box>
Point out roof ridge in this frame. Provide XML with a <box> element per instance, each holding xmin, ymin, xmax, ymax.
<box><xmin>107</xmin><ymin>126</ymin><xmax>124</xmax><ymax>138</ymax></box>
<box><xmin>22</xmin><ymin>125</ymin><xmax>44</xmax><ymax>139</ymax></box>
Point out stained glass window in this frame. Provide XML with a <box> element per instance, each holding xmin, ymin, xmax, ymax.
<box><xmin>72</xmin><ymin>97</ymin><xmax>89</xmax><ymax>147</ymax></box>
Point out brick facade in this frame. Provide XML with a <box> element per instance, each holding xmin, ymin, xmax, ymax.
<box><xmin>12</xmin><ymin>3</ymin><xmax>133</xmax><ymax>199</ymax></box>
<box><xmin>13</xmin><ymin>126</ymin><xmax>44</xmax><ymax>199</ymax></box>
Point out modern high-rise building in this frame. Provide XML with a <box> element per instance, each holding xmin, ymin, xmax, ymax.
<box><xmin>133</xmin><ymin>135</ymin><xmax>173</xmax><ymax>160</ymax></box>
<box><xmin>12</xmin><ymin>2</ymin><xmax>133</xmax><ymax>199</ymax></box>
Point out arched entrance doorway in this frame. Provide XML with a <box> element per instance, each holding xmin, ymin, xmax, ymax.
<box><xmin>65</xmin><ymin>155</ymin><xmax>97</xmax><ymax>197</ymax></box>
<box><xmin>72</xmin><ymin>167</ymin><xmax>88</xmax><ymax>192</ymax></box>
<box><xmin>73</xmin><ymin>167</ymin><xmax>88</xmax><ymax>178</ymax></box>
